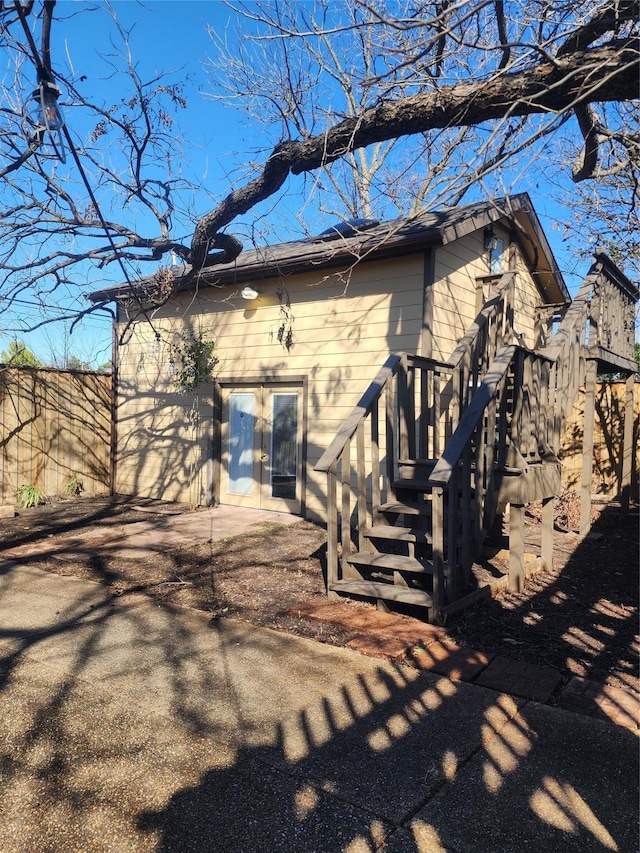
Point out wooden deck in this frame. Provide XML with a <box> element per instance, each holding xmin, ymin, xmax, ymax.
<box><xmin>315</xmin><ymin>258</ymin><xmax>638</xmax><ymax>622</ymax></box>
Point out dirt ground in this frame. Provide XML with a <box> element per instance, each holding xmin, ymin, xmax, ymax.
<box><xmin>0</xmin><ymin>492</ymin><xmax>637</xmax><ymax>697</ymax></box>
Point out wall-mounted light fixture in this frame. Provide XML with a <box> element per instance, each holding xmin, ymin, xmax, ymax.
<box><xmin>484</xmin><ymin>226</ymin><xmax>498</xmax><ymax>253</ymax></box>
<box><xmin>241</xmin><ymin>285</ymin><xmax>260</xmax><ymax>301</ymax></box>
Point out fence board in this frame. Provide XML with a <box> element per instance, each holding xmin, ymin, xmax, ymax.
<box><xmin>0</xmin><ymin>367</ymin><xmax>112</xmax><ymax>502</ymax></box>
<box><xmin>561</xmin><ymin>381</ymin><xmax>640</xmax><ymax>497</ymax></box>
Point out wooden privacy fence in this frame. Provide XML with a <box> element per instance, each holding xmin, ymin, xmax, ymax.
<box><xmin>0</xmin><ymin>366</ymin><xmax>112</xmax><ymax>502</ymax></box>
<box><xmin>561</xmin><ymin>380</ymin><xmax>640</xmax><ymax>496</ymax></box>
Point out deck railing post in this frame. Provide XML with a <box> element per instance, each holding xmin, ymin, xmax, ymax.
<box><xmin>356</xmin><ymin>421</ymin><xmax>367</xmax><ymax>550</ymax></box>
<box><xmin>511</xmin><ymin>348</ymin><xmax>525</xmax><ymax>449</ymax></box>
<box><xmin>508</xmin><ymin>502</ymin><xmax>526</xmax><ymax>593</ymax></box>
<box><xmin>432</xmin><ymin>486</ymin><xmax>445</xmax><ymax>615</ymax></box>
<box><xmin>580</xmin><ymin>359</ymin><xmax>597</xmax><ymax>537</ymax></box>
<box><xmin>385</xmin><ymin>379</ymin><xmax>396</xmax><ymax>496</ymax></box>
<box><xmin>419</xmin><ymin>365</ymin><xmax>429</xmax><ymax>459</ymax></box>
<box><xmin>397</xmin><ymin>354</ymin><xmax>410</xmax><ymax>461</ymax></box>
<box><xmin>541</xmin><ymin>495</ymin><xmax>554</xmax><ymax>571</ymax></box>
<box><xmin>371</xmin><ymin>397</ymin><xmax>381</xmax><ymax>514</ymax></box>
<box><xmin>341</xmin><ymin>440</ymin><xmax>355</xmax><ymax>576</ymax></box>
<box><xmin>326</xmin><ymin>464</ymin><xmax>339</xmax><ymax>596</ymax></box>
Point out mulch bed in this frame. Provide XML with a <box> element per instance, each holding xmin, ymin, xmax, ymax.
<box><xmin>0</xmin><ymin>493</ymin><xmax>637</xmax><ymax>696</ymax></box>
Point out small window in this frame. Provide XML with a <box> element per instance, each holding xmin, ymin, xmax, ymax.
<box><xmin>490</xmin><ymin>237</ymin><xmax>505</xmax><ymax>275</ymax></box>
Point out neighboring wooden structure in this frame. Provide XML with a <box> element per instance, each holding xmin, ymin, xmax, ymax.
<box><xmin>90</xmin><ymin>194</ymin><xmax>638</xmax><ymax>622</ymax></box>
<box><xmin>561</xmin><ymin>381</ymin><xmax>640</xmax><ymax>499</ymax></box>
<box><xmin>0</xmin><ymin>366</ymin><xmax>112</xmax><ymax>501</ymax></box>
<box><xmin>314</xmin><ymin>253</ymin><xmax>637</xmax><ymax>619</ymax></box>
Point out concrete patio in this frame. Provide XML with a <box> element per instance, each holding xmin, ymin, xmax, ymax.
<box><xmin>0</xmin><ymin>551</ymin><xmax>637</xmax><ymax>852</ymax></box>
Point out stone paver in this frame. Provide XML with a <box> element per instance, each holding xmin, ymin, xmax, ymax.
<box><xmin>559</xmin><ymin>676</ymin><xmax>639</xmax><ymax>730</ymax></box>
<box><xmin>346</xmin><ymin>633</ymin><xmax>412</xmax><ymax>660</ymax></box>
<box><xmin>290</xmin><ymin>600</ymin><xmax>638</xmax><ymax>721</ymax></box>
<box><xmin>407</xmin><ymin>642</ymin><xmax>494</xmax><ymax>681</ymax></box>
<box><xmin>475</xmin><ymin>655</ymin><xmax>562</xmax><ymax>702</ymax></box>
<box><xmin>345</xmin><ymin>628</ymin><xmax>493</xmax><ymax>681</ymax></box>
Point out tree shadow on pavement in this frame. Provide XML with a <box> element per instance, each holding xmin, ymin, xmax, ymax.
<box><xmin>0</xmin><ymin>495</ymin><xmax>175</xmax><ymax>549</ymax></box>
<box><xmin>448</xmin><ymin>503</ymin><xmax>639</xmax><ymax>697</ymax></box>
<box><xmin>0</xmin><ymin>553</ymin><xmax>637</xmax><ymax>853</ymax></box>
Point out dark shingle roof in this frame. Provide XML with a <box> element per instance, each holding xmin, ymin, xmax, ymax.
<box><xmin>88</xmin><ymin>193</ymin><xmax>569</xmax><ymax>304</ymax></box>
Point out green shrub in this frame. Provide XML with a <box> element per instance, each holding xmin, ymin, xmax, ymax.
<box><xmin>14</xmin><ymin>484</ymin><xmax>47</xmax><ymax>508</ymax></box>
<box><xmin>64</xmin><ymin>473</ymin><xmax>83</xmax><ymax>496</ymax></box>
<box><xmin>171</xmin><ymin>332</ymin><xmax>218</xmax><ymax>393</ymax></box>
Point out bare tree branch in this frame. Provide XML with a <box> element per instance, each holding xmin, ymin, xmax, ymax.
<box><xmin>557</xmin><ymin>0</ymin><xmax>639</xmax><ymax>57</ymax></box>
<box><xmin>1</xmin><ymin>0</ymin><xmax>639</xmax><ymax>330</ymax></box>
<box><xmin>191</xmin><ymin>36</ymin><xmax>639</xmax><ymax>272</ymax></box>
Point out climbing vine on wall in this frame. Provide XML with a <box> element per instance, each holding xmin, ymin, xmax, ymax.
<box><xmin>273</xmin><ymin>285</ymin><xmax>294</xmax><ymax>352</ymax></box>
<box><xmin>171</xmin><ymin>332</ymin><xmax>218</xmax><ymax>393</ymax></box>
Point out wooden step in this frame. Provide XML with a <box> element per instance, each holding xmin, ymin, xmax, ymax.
<box><xmin>347</xmin><ymin>551</ymin><xmax>434</xmax><ymax>574</ymax></box>
<box><xmin>398</xmin><ymin>457</ymin><xmax>437</xmax><ymax>467</ymax></box>
<box><xmin>496</xmin><ymin>465</ymin><xmax>522</xmax><ymax>476</ymax></box>
<box><xmin>330</xmin><ymin>579</ymin><xmax>433</xmax><ymax>608</ymax></box>
<box><xmin>394</xmin><ymin>477</ymin><xmax>435</xmax><ymax>492</ymax></box>
<box><xmin>397</xmin><ymin>459</ymin><xmax>437</xmax><ymax>478</ymax></box>
<box><xmin>375</xmin><ymin>501</ymin><xmax>429</xmax><ymax>516</ymax></box>
<box><xmin>364</xmin><ymin>525</ymin><xmax>432</xmax><ymax>544</ymax></box>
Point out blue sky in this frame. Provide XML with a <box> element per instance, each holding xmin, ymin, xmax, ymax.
<box><xmin>0</xmin><ymin>0</ymin><xmax>609</xmax><ymax>366</ymax></box>
<box><xmin>1</xmin><ymin>1</ymin><xmax>251</xmax><ymax>366</ymax></box>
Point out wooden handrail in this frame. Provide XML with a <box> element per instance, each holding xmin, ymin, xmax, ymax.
<box><xmin>541</xmin><ymin>272</ymin><xmax>594</xmax><ymax>362</ymax></box>
<box><xmin>316</xmin><ymin>272</ymin><xmax>518</xmax><ymax>477</ymax></box>
<box><xmin>429</xmin><ymin>345</ymin><xmax>517</xmax><ymax>486</ymax></box>
<box><xmin>315</xmin><ymin>250</ymin><xmax>637</xmax><ymax>619</ymax></box>
<box><xmin>431</xmin><ymin>340</ymin><xmax>558</xmax><ymax>487</ymax></box>
<box><xmin>314</xmin><ymin>352</ymin><xmax>452</xmax><ymax>474</ymax></box>
<box><xmin>447</xmin><ymin>271</ymin><xmax>515</xmax><ymax>368</ymax></box>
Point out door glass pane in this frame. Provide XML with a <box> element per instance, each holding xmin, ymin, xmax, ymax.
<box><xmin>228</xmin><ymin>393</ymin><xmax>255</xmax><ymax>495</ymax></box>
<box><xmin>270</xmin><ymin>393</ymin><xmax>298</xmax><ymax>500</ymax></box>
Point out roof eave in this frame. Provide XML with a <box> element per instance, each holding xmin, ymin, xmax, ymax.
<box><xmin>509</xmin><ymin>198</ymin><xmax>570</xmax><ymax>305</ymax></box>
<box><xmin>88</xmin><ymin>228</ymin><xmax>444</xmax><ymax>304</ymax></box>
<box><xmin>87</xmin><ymin>194</ymin><xmax>571</xmax><ymax>306</ymax></box>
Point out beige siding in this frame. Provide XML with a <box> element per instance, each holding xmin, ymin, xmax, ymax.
<box><xmin>116</xmin><ymin>227</ymin><xmax>559</xmax><ymax>520</ymax></box>
<box><xmin>116</xmin><ymin>255</ymin><xmax>425</xmax><ymax>518</ymax></box>
<box><xmin>512</xmin><ymin>240</ymin><xmax>546</xmax><ymax>348</ymax></box>
<box><xmin>432</xmin><ymin>233</ymin><xmax>484</xmax><ymax>361</ymax></box>
<box><xmin>432</xmin><ymin>228</ymin><xmax>547</xmax><ymax>361</ymax></box>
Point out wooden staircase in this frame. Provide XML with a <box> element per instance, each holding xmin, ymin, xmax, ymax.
<box><xmin>315</xmin><ymin>257</ymin><xmax>638</xmax><ymax>623</ymax></box>
<box><xmin>336</xmin><ymin>460</ymin><xmax>439</xmax><ymax>610</ymax></box>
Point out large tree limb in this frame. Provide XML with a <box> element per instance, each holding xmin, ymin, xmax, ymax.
<box><xmin>190</xmin><ymin>142</ymin><xmax>292</xmax><ymax>272</ymax></box>
<box><xmin>287</xmin><ymin>41</ymin><xmax>638</xmax><ymax>172</ymax></box>
<box><xmin>572</xmin><ymin>105</ymin><xmax>600</xmax><ymax>183</ymax></box>
<box><xmin>557</xmin><ymin>0</ymin><xmax>639</xmax><ymax>57</ymax></box>
<box><xmin>190</xmin><ymin>38</ymin><xmax>639</xmax><ymax>272</ymax></box>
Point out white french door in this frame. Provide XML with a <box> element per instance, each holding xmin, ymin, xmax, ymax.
<box><xmin>220</xmin><ymin>384</ymin><xmax>302</xmax><ymax>514</ymax></box>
